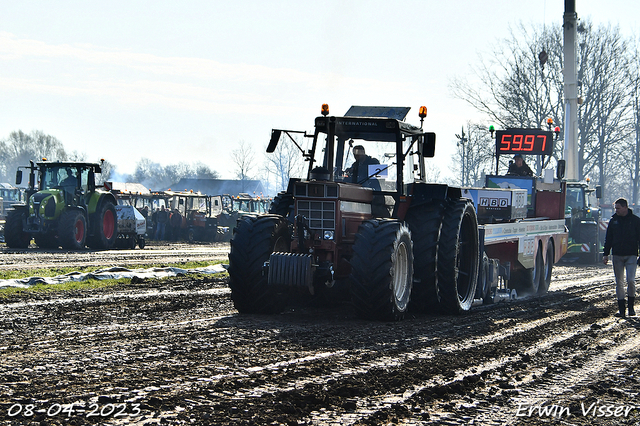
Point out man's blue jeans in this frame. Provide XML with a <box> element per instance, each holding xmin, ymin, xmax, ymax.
<box><xmin>612</xmin><ymin>255</ymin><xmax>637</xmax><ymax>299</ymax></box>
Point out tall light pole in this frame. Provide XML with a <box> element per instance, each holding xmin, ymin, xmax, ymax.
<box><xmin>456</xmin><ymin>126</ymin><xmax>467</xmax><ymax>186</ymax></box>
<box><xmin>563</xmin><ymin>0</ymin><xmax>579</xmax><ymax>181</ymax></box>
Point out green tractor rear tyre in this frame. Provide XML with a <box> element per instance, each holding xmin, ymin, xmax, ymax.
<box><xmin>87</xmin><ymin>201</ymin><xmax>117</xmax><ymax>249</ymax></box>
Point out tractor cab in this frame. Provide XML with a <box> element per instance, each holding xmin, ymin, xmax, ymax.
<box><xmin>268</xmin><ymin>105</ymin><xmax>435</xmax><ymax>219</ymax></box>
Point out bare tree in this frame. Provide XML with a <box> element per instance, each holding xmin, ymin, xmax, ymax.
<box><xmin>451</xmin><ymin>23</ymin><xmax>564</xmax><ymax>132</ymax></box>
<box><xmin>231</xmin><ymin>140</ymin><xmax>256</xmax><ymax>181</ymax></box>
<box><xmin>423</xmin><ymin>162</ymin><xmax>442</xmax><ymax>183</ymax></box>
<box><xmin>453</xmin><ymin>123</ymin><xmax>496</xmax><ymax>186</ymax></box>
<box><xmin>193</xmin><ymin>162</ymin><xmax>218</xmax><ymax>179</ymax></box>
<box><xmin>127</xmin><ymin>158</ymin><xmax>219</xmax><ymax>190</ymax></box>
<box><xmin>450</xmin><ymin>21</ymin><xmax>634</xmax><ymax>196</ymax></box>
<box><xmin>621</xmin><ymin>36</ymin><xmax>640</xmax><ymax>206</ymax></box>
<box><xmin>96</xmin><ymin>159</ymin><xmax>115</xmax><ymax>185</ymax></box>
<box><xmin>577</xmin><ymin>23</ymin><xmax>632</xmax><ymax>192</ymax></box>
<box><xmin>264</xmin><ymin>135</ymin><xmax>305</xmax><ymax>192</ymax></box>
<box><xmin>0</xmin><ymin>130</ymin><xmax>68</xmax><ymax>182</ymax></box>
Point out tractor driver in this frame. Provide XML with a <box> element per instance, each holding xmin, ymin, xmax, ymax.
<box><xmin>345</xmin><ymin>145</ymin><xmax>381</xmax><ymax>190</ymax></box>
<box><xmin>60</xmin><ymin>168</ymin><xmax>78</xmax><ymax>193</ymax></box>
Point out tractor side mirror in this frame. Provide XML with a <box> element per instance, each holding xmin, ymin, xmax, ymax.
<box><xmin>15</xmin><ymin>170</ymin><xmax>22</xmax><ymax>185</ymax></box>
<box><xmin>556</xmin><ymin>160</ymin><xmax>566</xmax><ymax>180</ymax></box>
<box><xmin>267</xmin><ymin>130</ymin><xmax>281</xmax><ymax>153</ymax></box>
<box><xmin>423</xmin><ymin>132</ymin><xmax>436</xmax><ymax>158</ymax></box>
<box><xmin>595</xmin><ymin>185</ymin><xmax>602</xmax><ymax>199</ymax></box>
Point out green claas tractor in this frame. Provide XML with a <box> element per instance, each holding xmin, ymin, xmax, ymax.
<box><xmin>5</xmin><ymin>160</ymin><xmax>118</xmax><ymax>250</ymax></box>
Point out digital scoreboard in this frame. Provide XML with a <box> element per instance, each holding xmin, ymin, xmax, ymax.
<box><xmin>495</xmin><ymin>129</ymin><xmax>554</xmax><ymax>156</ymax></box>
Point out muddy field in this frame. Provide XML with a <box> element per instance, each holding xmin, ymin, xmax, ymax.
<box><xmin>0</xmin><ymin>243</ymin><xmax>639</xmax><ymax>425</ymax></box>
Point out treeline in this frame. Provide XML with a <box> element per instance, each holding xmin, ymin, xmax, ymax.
<box><xmin>0</xmin><ymin>130</ymin><xmax>219</xmax><ymax>190</ymax></box>
<box><xmin>0</xmin><ymin>130</ymin><xmax>89</xmax><ymax>183</ymax></box>
<box><xmin>126</xmin><ymin>158</ymin><xmax>219</xmax><ymax>191</ymax></box>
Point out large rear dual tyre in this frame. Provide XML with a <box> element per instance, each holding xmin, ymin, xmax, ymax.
<box><xmin>436</xmin><ymin>199</ymin><xmax>480</xmax><ymax>314</ymax></box>
<box><xmin>405</xmin><ymin>202</ymin><xmax>444</xmax><ymax>312</ymax></box>
<box><xmin>228</xmin><ymin>215</ymin><xmax>292</xmax><ymax>314</ymax></box>
<box><xmin>350</xmin><ymin>220</ymin><xmax>414</xmax><ymax>321</ymax></box>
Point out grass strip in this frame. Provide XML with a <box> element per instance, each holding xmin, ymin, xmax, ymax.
<box><xmin>0</xmin><ymin>260</ymin><xmax>227</xmax><ymax>298</ymax></box>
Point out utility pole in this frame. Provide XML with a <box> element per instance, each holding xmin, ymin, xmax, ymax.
<box><xmin>456</xmin><ymin>126</ymin><xmax>467</xmax><ymax>186</ymax></box>
<box><xmin>563</xmin><ymin>0</ymin><xmax>579</xmax><ymax>181</ymax></box>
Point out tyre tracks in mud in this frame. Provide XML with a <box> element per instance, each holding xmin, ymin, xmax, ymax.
<box><xmin>199</xmin><ymin>268</ymin><xmax>640</xmax><ymax>426</ymax></box>
<box><xmin>1</xmin><ymin>266</ymin><xmax>640</xmax><ymax>425</ymax></box>
<box><xmin>0</xmin><ymin>243</ymin><xmax>230</xmax><ymax>271</ymax></box>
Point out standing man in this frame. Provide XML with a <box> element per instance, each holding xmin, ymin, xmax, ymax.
<box><xmin>155</xmin><ymin>205</ymin><xmax>169</xmax><ymax>241</ymax></box>
<box><xmin>603</xmin><ymin>197</ymin><xmax>640</xmax><ymax>317</ymax></box>
<box><xmin>170</xmin><ymin>208</ymin><xmax>182</xmax><ymax>241</ymax></box>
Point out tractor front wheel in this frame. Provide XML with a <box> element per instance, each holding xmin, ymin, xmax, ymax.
<box><xmin>269</xmin><ymin>192</ymin><xmax>294</xmax><ymax>220</ymax></box>
<box><xmin>5</xmin><ymin>207</ymin><xmax>31</xmax><ymax>248</ymax></box>
<box><xmin>59</xmin><ymin>210</ymin><xmax>87</xmax><ymax>250</ymax></box>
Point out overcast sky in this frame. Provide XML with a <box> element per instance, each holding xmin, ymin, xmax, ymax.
<box><xmin>1</xmin><ymin>0</ymin><xmax>638</xmax><ymax>185</ymax></box>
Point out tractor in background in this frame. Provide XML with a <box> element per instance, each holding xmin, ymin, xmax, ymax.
<box><xmin>5</xmin><ymin>160</ymin><xmax>117</xmax><ymax>250</ymax></box>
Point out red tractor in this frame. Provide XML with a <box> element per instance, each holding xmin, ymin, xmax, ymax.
<box><xmin>229</xmin><ymin>105</ymin><xmax>480</xmax><ymax>320</ymax></box>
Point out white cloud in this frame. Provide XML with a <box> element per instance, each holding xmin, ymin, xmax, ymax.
<box><xmin>0</xmin><ymin>32</ymin><xmax>411</xmax><ymax>116</ymax></box>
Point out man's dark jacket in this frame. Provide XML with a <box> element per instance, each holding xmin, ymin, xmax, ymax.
<box><xmin>507</xmin><ymin>162</ymin><xmax>533</xmax><ymax>176</ymax></box>
<box><xmin>603</xmin><ymin>208</ymin><xmax>640</xmax><ymax>256</ymax></box>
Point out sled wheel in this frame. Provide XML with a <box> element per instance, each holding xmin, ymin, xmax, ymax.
<box><xmin>228</xmin><ymin>215</ymin><xmax>291</xmax><ymax>314</ymax></box>
<box><xmin>437</xmin><ymin>199</ymin><xmax>480</xmax><ymax>314</ymax></box>
<box><xmin>511</xmin><ymin>243</ymin><xmax>544</xmax><ymax>295</ymax></box>
<box><xmin>539</xmin><ymin>241</ymin><xmax>554</xmax><ymax>294</ymax></box>
<box><xmin>350</xmin><ymin>220</ymin><xmax>414</xmax><ymax>321</ymax></box>
<box><xmin>480</xmin><ymin>254</ymin><xmax>494</xmax><ymax>305</ymax></box>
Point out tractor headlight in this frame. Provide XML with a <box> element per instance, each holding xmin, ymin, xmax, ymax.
<box><xmin>323</xmin><ymin>230</ymin><xmax>334</xmax><ymax>240</ymax></box>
